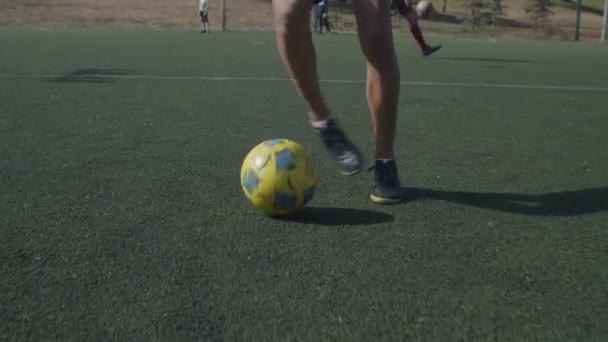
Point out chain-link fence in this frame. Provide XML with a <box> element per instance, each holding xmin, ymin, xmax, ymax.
<box><xmin>0</xmin><ymin>0</ymin><xmax>606</xmax><ymax>41</ymax></box>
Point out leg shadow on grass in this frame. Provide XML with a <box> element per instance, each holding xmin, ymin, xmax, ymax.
<box><xmin>405</xmin><ymin>187</ymin><xmax>608</xmax><ymax>217</ymax></box>
<box><xmin>434</xmin><ymin>57</ymin><xmax>535</xmax><ymax>64</ymax></box>
<box><xmin>277</xmin><ymin>207</ymin><xmax>394</xmax><ymax>226</ymax></box>
<box><xmin>51</xmin><ymin>68</ymin><xmax>134</xmax><ymax>83</ymax></box>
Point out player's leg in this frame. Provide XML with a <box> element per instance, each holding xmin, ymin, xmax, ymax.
<box><xmin>323</xmin><ymin>11</ymin><xmax>331</xmax><ymax>32</ymax></box>
<box><xmin>314</xmin><ymin>4</ymin><xmax>323</xmax><ymax>33</ymax></box>
<box><xmin>312</xmin><ymin>5</ymin><xmax>318</xmax><ymax>33</ymax></box>
<box><xmin>319</xmin><ymin>9</ymin><xmax>324</xmax><ymax>34</ymax></box>
<box><xmin>272</xmin><ymin>0</ymin><xmax>362</xmax><ymax>175</ymax></box>
<box><xmin>352</xmin><ymin>0</ymin><xmax>403</xmax><ymax>203</ymax></box>
<box><xmin>404</xmin><ymin>6</ymin><xmax>441</xmax><ymax>56</ymax></box>
<box><xmin>199</xmin><ymin>11</ymin><xmax>206</xmax><ymax>32</ymax></box>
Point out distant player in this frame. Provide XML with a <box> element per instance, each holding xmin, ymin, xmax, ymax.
<box><xmin>199</xmin><ymin>0</ymin><xmax>210</xmax><ymax>33</ymax></box>
<box><xmin>312</xmin><ymin>0</ymin><xmax>322</xmax><ymax>33</ymax></box>
<box><xmin>391</xmin><ymin>0</ymin><xmax>441</xmax><ymax>56</ymax></box>
<box><xmin>272</xmin><ymin>0</ymin><xmax>404</xmax><ymax>203</ymax></box>
<box><xmin>312</xmin><ymin>0</ymin><xmax>331</xmax><ymax>33</ymax></box>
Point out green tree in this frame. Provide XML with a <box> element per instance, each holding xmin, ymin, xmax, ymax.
<box><xmin>491</xmin><ymin>0</ymin><xmax>506</xmax><ymax>16</ymax></box>
<box><xmin>524</xmin><ymin>0</ymin><xmax>555</xmax><ymax>29</ymax></box>
<box><xmin>461</xmin><ymin>0</ymin><xmax>505</xmax><ymax>28</ymax></box>
<box><xmin>461</xmin><ymin>0</ymin><xmax>489</xmax><ymax>29</ymax></box>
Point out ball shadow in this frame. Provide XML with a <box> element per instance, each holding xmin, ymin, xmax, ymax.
<box><xmin>276</xmin><ymin>207</ymin><xmax>394</xmax><ymax>226</ymax></box>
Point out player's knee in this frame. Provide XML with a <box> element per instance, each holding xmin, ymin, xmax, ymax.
<box><xmin>358</xmin><ymin>21</ymin><xmax>392</xmax><ymax>50</ymax></box>
<box><xmin>358</xmin><ymin>25</ymin><xmax>398</xmax><ymax>70</ymax></box>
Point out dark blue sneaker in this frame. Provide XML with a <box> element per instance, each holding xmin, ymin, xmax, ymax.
<box><xmin>369</xmin><ymin>160</ymin><xmax>404</xmax><ymax>204</ymax></box>
<box><xmin>423</xmin><ymin>45</ymin><xmax>442</xmax><ymax>57</ymax></box>
<box><xmin>314</xmin><ymin>118</ymin><xmax>363</xmax><ymax>176</ymax></box>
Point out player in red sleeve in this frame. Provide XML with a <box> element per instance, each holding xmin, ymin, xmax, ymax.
<box><xmin>392</xmin><ymin>0</ymin><xmax>441</xmax><ymax>56</ymax></box>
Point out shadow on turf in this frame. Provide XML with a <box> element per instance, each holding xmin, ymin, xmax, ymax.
<box><xmin>405</xmin><ymin>187</ymin><xmax>608</xmax><ymax>216</ymax></box>
<box><xmin>277</xmin><ymin>207</ymin><xmax>394</xmax><ymax>226</ymax></box>
<box><xmin>434</xmin><ymin>57</ymin><xmax>534</xmax><ymax>64</ymax></box>
<box><xmin>51</xmin><ymin>68</ymin><xmax>133</xmax><ymax>83</ymax></box>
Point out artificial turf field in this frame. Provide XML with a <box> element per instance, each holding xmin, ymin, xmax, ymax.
<box><xmin>1</xmin><ymin>27</ymin><xmax>608</xmax><ymax>340</ymax></box>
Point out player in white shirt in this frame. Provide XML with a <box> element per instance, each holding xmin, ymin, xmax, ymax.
<box><xmin>199</xmin><ymin>0</ymin><xmax>210</xmax><ymax>33</ymax></box>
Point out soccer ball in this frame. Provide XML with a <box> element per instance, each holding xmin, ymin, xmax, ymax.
<box><xmin>416</xmin><ymin>0</ymin><xmax>434</xmax><ymax>18</ymax></box>
<box><xmin>240</xmin><ymin>139</ymin><xmax>318</xmax><ymax>216</ymax></box>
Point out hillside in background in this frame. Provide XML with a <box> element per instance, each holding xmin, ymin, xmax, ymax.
<box><xmin>0</xmin><ymin>0</ymin><xmax>605</xmax><ymax>40</ymax></box>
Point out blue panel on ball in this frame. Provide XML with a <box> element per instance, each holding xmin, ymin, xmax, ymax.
<box><xmin>242</xmin><ymin>169</ymin><xmax>260</xmax><ymax>193</ymax></box>
<box><xmin>275</xmin><ymin>148</ymin><xmax>294</xmax><ymax>170</ymax></box>
<box><xmin>303</xmin><ymin>186</ymin><xmax>315</xmax><ymax>204</ymax></box>
<box><xmin>274</xmin><ymin>191</ymin><xmax>297</xmax><ymax>209</ymax></box>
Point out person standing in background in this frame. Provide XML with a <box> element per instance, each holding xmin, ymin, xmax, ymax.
<box><xmin>199</xmin><ymin>0</ymin><xmax>210</xmax><ymax>33</ymax></box>
<box><xmin>312</xmin><ymin>0</ymin><xmax>331</xmax><ymax>33</ymax></box>
<box><xmin>319</xmin><ymin>0</ymin><xmax>331</xmax><ymax>33</ymax></box>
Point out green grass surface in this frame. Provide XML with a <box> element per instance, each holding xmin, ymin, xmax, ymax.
<box><xmin>1</xmin><ymin>27</ymin><xmax>608</xmax><ymax>341</ymax></box>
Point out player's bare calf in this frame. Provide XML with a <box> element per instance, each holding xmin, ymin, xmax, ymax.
<box><xmin>272</xmin><ymin>0</ymin><xmax>404</xmax><ymax>203</ymax></box>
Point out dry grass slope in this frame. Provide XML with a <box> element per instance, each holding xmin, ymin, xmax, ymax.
<box><xmin>0</xmin><ymin>0</ymin><xmax>274</xmax><ymax>30</ymax></box>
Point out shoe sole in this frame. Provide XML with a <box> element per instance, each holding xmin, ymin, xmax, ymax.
<box><xmin>340</xmin><ymin>168</ymin><xmax>362</xmax><ymax>176</ymax></box>
<box><xmin>337</xmin><ymin>151</ymin><xmax>363</xmax><ymax>176</ymax></box>
<box><xmin>370</xmin><ymin>194</ymin><xmax>402</xmax><ymax>204</ymax></box>
<box><xmin>423</xmin><ymin>46</ymin><xmax>442</xmax><ymax>57</ymax></box>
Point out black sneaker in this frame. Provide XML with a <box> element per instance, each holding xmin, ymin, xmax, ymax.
<box><xmin>368</xmin><ymin>160</ymin><xmax>404</xmax><ymax>204</ymax></box>
<box><xmin>423</xmin><ymin>45</ymin><xmax>442</xmax><ymax>57</ymax></box>
<box><xmin>314</xmin><ymin>119</ymin><xmax>363</xmax><ymax>176</ymax></box>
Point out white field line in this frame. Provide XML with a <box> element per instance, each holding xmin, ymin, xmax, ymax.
<box><xmin>1</xmin><ymin>72</ymin><xmax>608</xmax><ymax>92</ymax></box>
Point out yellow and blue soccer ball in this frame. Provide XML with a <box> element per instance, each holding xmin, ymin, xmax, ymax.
<box><xmin>240</xmin><ymin>139</ymin><xmax>318</xmax><ymax>216</ymax></box>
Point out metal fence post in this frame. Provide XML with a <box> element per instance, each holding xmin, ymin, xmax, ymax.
<box><xmin>602</xmin><ymin>0</ymin><xmax>607</xmax><ymax>42</ymax></box>
<box><xmin>575</xmin><ymin>0</ymin><xmax>582</xmax><ymax>41</ymax></box>
<box><xmin>221</xmin><ymin>0</ymin><xmax>227</xmax><ymax>31</ymax></box>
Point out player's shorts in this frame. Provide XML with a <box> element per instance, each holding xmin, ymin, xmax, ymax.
<box><xmin>320</xmin><ymin>4</ymin><xmax>328</xmax><ymax>17</ymax></box>
<box><xmin>391</xmin><ymin>0</ymin><xmax>412</xmax><ymax>15</ymax></box>
<box><xmin>199</xmin><ymin>10</ymin><xmax>208</xmax><ymax>22</ymax></box>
